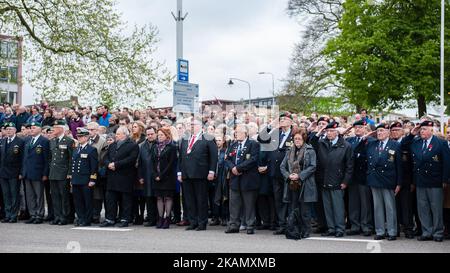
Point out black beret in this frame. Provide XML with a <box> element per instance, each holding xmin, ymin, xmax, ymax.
<box><xmin>318</xmin><ymin>116</ymin><xmax>329</xmax><ymax>123</ymax></box>
<box><xmin>325</xmin><ymin>121</ymin><xmax>339</xmax><ymax>129</ymax></box>
<box><xmin>376</xmin><ymin>123</ymin><xmax>390</xmax><ymax>130</ymax></box>
<box><xmin>390</xmin><ymin>122</ymin><xmax>403</xmax><ymax>130</ymax></box>
<box><xmin>353</xmin><ymin>120</ymin><xmax>367</xmax><ymax>126</ymax></box>
<box><xmin>279</xmin><ymin>112</ymin><xmax>293</xmax><ymax>120</ymax></box>
<box><xmin>420</xmin><ymin>120</ymin><xmax>434</xmax><ymax>127</ymax></box>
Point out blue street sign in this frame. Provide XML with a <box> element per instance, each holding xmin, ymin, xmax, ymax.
<box><xmin>173</xmin><ymin>81</ymin><xmax>199</xmax><ymax>113</ymax></box>
<box><xmin>177</xmin><ymin>59</ymin><xmax>189</xmax><ymax>82</ymax></box>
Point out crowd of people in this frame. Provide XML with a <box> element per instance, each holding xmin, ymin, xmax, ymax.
<box><xmin>0</xmin><ymin>101</ymin><xmax>449</xmax><ymax>243</ymax></box>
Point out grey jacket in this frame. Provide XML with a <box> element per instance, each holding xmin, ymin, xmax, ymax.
<box><xmin>280</xmin><ymin>144</ymin><xmax>317</xmax><ymax>203</ymax></box>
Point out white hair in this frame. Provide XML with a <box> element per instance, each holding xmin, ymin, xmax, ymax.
<box><xmin>116</xmin><ymin>126</ymin><xmax>130</xmax><ymax>136</ymax></box>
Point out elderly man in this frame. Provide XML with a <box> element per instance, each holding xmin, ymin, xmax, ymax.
<box><xmin>15</xmin><ymin>106</ymin><xmax>30</xmax><ymax>132</ymax></box>
<box><xmin>86</xmin><ymin>122</ymin><xmax>107</xmax><ymax>224</ymax></box>
<box><xmin>404</xmin><ymin>121</ymin><xmax>450</xmax><ymax>242</ymax></box>
<box><xmin>0</xmin><ymin>122</ymin><xmax>25</xmax><ymax>223</ymax></box>
<box><xmin>225</xmin><ymin>124</ymin><xmax>260</xmax><ymax>235</ymax></box>
<box><xmin>312</xmin><ymin>121</ymin><xmax>353</xmax><ymax>237</ymax></box>
<box><xmin>22</xmin><ymin>122</ymin><xmax>50</xmax><ymax>224</ymax></box>
<box><xmin>48</xmin><ymin>120</ymin><xmax>74</xmax><ymax>225</ymax></box>
<box><xmin>101</xmin><ymin>126</ymin><xmax>139</xmax><ymax>228</ymax></box>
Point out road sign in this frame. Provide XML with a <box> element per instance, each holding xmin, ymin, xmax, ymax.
<box><xmin>177</xmin><ymin>59</ymin><xmax>189</xmax><ymax>82</ymax></box>
<box><xmin>173</xmin><ymin>81</ymin><xmax>199</xmax><ymax>113</ymax></box>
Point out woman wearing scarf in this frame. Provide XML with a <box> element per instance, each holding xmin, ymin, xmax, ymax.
<box><xmin>280</xmin><ymin>130</ymin><xmax>317</xmax><ymax>238</ymax></box>
<box><xmin>151</xmin><ymin>127</ymin><xmax>177</xmax><ymax>229</ymax></box>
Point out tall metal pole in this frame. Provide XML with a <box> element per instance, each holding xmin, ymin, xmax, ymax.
<box><xmin>229</xmin><ymin>78</ymin><xmax>251</xmax><ymax>108</ymax></box>
<box><xmin>440</xmin><ymin>0</ymin><xmax>445</xmax><ymax>134</ymax></box>
<box><xmin>172</xmin><ymin>0</ymin><xmax>188</xmax><ymax>61</ymax></box>
<box><xmin>259</xmin><ymin>72</ymin><xmax>275</xmax><ymax>106</ymax></box>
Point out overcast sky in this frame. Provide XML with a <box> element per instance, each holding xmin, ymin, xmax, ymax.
<box><xmin>24</xmin><ymin>0</ymin><xmax>302</xmax><ymax>107</ymax></box>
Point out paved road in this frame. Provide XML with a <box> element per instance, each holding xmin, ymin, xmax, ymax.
<box><xmin>0</xmin><ymin>222</ymin><xmax>449</xmax><ymax>253</ymax></box>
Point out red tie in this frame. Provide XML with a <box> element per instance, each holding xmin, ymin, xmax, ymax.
<box><xmin>188</xmin><ymin>135</ymin><xmax>197</xmax><ymax>152</ymax></box>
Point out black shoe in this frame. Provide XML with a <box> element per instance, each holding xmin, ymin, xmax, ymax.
<box><xmin>25</xmin><ymin>218</ymin><xmax>36</xmax><ymax>224</ymax></box>
<box><xmin>225</xmin><ymin>228</ymin><xmax>239</xmax><ymax>234</ymax></box>
<box><xmin>335</xmin><ymin>232</ymin><xmax>344</xmax><ymax>238</ymax></box>
<box><xmin>301</xmin><ymin>233</ymin><xmax>310</xmax><ymax>239</ymax></box>
<box><xmin>92</xmin><ymin>218</ymin><xmax>100</xmax><ymax>224</ymax></box>
<box><xmin>50</xmin><ymin>220</ymin><xmax>59</xmax><ymax>225</ymax></box>
<box><xmin>100</xmin><ymin>221</ymin><xmax>115</xmax><ymax>227</ymax></box>
<box><xmin>9</xmin><ymin>218</ymin><xmax>17</xmax><ymax>223</ymax></box>
<box><xmin>346</xmin><ymin>230</ymin><xmax>360</xmax><ymax>236</ymax></box>
<box><xmin>273</xmin><ymin>228</ymin><xmax>285</xmax><ymax>235</ymax></box>
<box><xmin>363</xmin><ymin>231</ymin><xmax>372</xmax><ymax>236</ymax></box>
<box><xmin>387</xmin><ymin>236</ymin><xmax>396</xmax><ymax>241</ymax></box>
<box><xmin>321</xmin><ymin>231</ymin><xmax>336</xmax><ymax>237</ymax></box>
<box><xmin>269</xmin><ymin>225</ymin><xmax>277</xmax><ymax>231</ymax></box>
<box><xmin>405</xmin><ymin>233</ymin><xmax>415</xmax><ymax>239</ymax></box>
<box><xmin>80</xmin><ymin>223</ymin><xmax>91</xmax><ymax>227</ymax></box>
<box><xmin>256</xmin><ymin>225</ymin><xmax>270</xmax><ymax>230</ymax></box>
<box><xmin>247</xmin><ymin>229</ymin><xmax>255</xmax><ymax>235</ymax></box>
<box><xmin>144</xmin><ymin>221</ymin><xmax>156</xmax><ymax>227</ymax></box>
<box><xmin>1</xmin><ymin>218</ymin><xmax>10</xmax><ymax>223</ymax></box>
<box><xmin>434</xmin><ymin>237</ymin><xmax>443</xmax><ymax>242</ymax></box>
<box><xmin>117</xmin><ymin>221</ymin><xmax>128</xmax><ymax>228</ymax></box>
<box><xmin>209</xmin><ymin>218</ymin><xmax>220</xmax><ymax>226</ymax></box>
<box><xmin>185</xmin><ymin>225</ymin><xmax>198</xmax><ymax>230</ymax></box>
<box><xmin>195</xmin><ymin>225</ymin><xmax>206</xmax><ymax>231</ymax></box>
<box><xmin>314</xmin><ymin>227</ymin><xmax>328</xmax><ymax>234</ymax></box>
<box><xmin>417</xmin><ymin>235</ymin><xmax>433</xmax><ymax>241</ymax></box>
<box><xmin>34</xmin><ymin>219</ymin><xmax>43</xmax><ymax>224</ymax></box>
<box><xmin>43</xmin><ymin>216</ymin><xmax>54</xmax><ymax>222</ymax></box>
<box><xmin>374</xmin><ymin>235</ymin><xmax>385</xmax><ymax>240</ymax></box>
<box><xmin>133</xmin><ymin>217</ymin><xmax>143</xmax><ymax>225</ymax></box>
<box><xmin>58</xmin><ymin>221</ymin><xmax>67</xmax><ymax>226</ymax></box>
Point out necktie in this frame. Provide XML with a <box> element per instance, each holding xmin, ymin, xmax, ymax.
<box><xmin>236</xmin><ymin>142</ymin><xmax>242</xmax><ymax>164</ymax></box>
<box><xmin>187</xmin><ymin>135</ymin><xmax>196</xmax><ymax>153</ymax></box>
<box><xmin>30</xmin><ymin>137</ymin><xmax>35</xmax><ymax>147</ymax></box>
<box><xmin>279</xmin><ymin>132</ymin><xmax>285</xmax><ymax>148</ymax></box>
<box><xmin>77</xmin><ymin>146</ymin><xmax>82</xmax><ymax>154</ymax></box>
<box><xmin>422</xmin><ymin>140</ymin><xmax>427</xmax><ymax>153</ymax></box>
<box><xmin>357</xmin><ymin>137</ymin><xmax>361</xmax><ymax>143</ymax></box>
<box><xmin>378</xmin><ymin>141</ymin><xmax>383</xmax><ymax>153</ymax></box>
<box><xmin>7</xmin><ymin>138</ymin><xmax>11</xmax><ymax>145</ymax></box>
<box><xmin>448</xmin><ymin>141</ymin><xmax>450</xmax><ymax>149</ymax></box>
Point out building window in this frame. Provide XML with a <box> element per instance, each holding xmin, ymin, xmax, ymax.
<box><xmin>0</xmin><ymin>42</ymin><xmax>7</xmax><ymax>58</ymax></box>
<box><xmin>8</xmin><ymin>42</ymin><xmax>18</xmax><ymax>59</ymax></box>
<box><xmin>0</xmin><ymin>67</ymin><xmax>8</xmax><ymax>82</ymax></box>
<box><xmin>9</xmin><ymin>67</ymin><xmax>17</xmax><ymax>83</ymax></box>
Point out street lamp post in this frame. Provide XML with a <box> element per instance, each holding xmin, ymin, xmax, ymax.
<box><xmin>228</xmin><ymin>78</ymin><xmax>251</xmax><ymax>108</ymax></box>
<box><xmin>258</xmin><ymin>72</ymin><xmax>275</xmax><ymax>106</ymax></box>
<box><xmin>440</xmin><ymin>0</ymin><xmax>445</xmax><ymax>134</ymax></box>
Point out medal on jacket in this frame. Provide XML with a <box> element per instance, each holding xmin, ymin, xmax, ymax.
<box><xmin>388</xmin><ymin>149</ymin><xmax>395</xmax><ymax>162</ymax></box>
<box><xmin>36</xmin><ymin>145</ymin><xmax>43</xmax><ymax>154</ymax></box>
<box><xmin>432</xmin><ymin>155</ymin><xmax>440</xmax><ymax>162</ymax></box>
<box><xmin>13</xmin><ymin>145</ymin><xmax>19</xmax><ymax>154</ymax></box>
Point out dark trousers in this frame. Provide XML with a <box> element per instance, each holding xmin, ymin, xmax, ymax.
<box><xmin>0</xmin><ymin>184</ymin><xmax>5</xmax><ymax>218</ymax></box>
<box><xmin>257</xmin><ymin>194</ymin><xmax>275</xmax><ymax>227</ymax></box>
<box><xmin>105</xmin><ymin>190</ymin><xmax>132</xmax><ymax>223</ymax></box>
<box><xmin>50</xmin><ymin>180</ymin><xmax>70</xmax><ymax>222</ymax></box>
<box><xmin>181</xmin><ymin>184</ymin><xmax>189</xmax><ymax>221</ymax></box>
<box><xmin>183</xmin><ymin>179</ymin><xmax>208</xmax><ymax>227</ymax></box>
<box><xmin>396</xmin><ymin>185</ymin><xmax>415</xmax><ymax>234</ymax></box>
<box><xmin>145</xmin><ymin>196</ymin><xmax>157</xmax><ymax>224</ymax></box>
<box><xmin>25</xmin><ymin>180</ymin><xmax>45</xmax><ymax>219</ymax></box>
<box><xmin>132</xmin><ymin>195</ymin><xmax>146</xmax><ymax>221</ymax></box>
<box><xmin>208</xmin><ymin>183</ymin><xmax>219</xmax><ymax>218</ymax></box>
<box><xmin>444</xmin><ymin>208</ymin><xmax>450</xmax><ymax>236</ymax></box>
<box><xmin>0</xmin><ymin>178</ymin><xmax>20</xmax><ymax>220</ymax></box>
<box><xmin>172</xmin><ymin>192</ymin><xmax>182</xmax><ymax>222</ymax></box>
<box><xmin>43</xmin><ymin>180</ymin><xmax>53</xmax><ymax>219</ymax></box>
<box><xmin>273</xmin><ymin>176</ymin><xmax>288</xmax><ymax>229</ymax></box>
<box><xmin>72</xmin><ymin>184</ymin><xmax>93</xmax><ymax>225</ymax></box>
<box><xmin>92</xmin><ymin>184</ymin><xmax>105</xmax><ymax>221</ymax></box>
<box><xmin>229</xmin><ymin>189</ymin><xmax>258</xmax><ymax>229</ymax></box>
<box><xmin>348</xmin><ymin>184</ymin><xmax>374</xmax><ymax>233</ymax></box>
<box><xmin>299</xmin><ymin>202</ymin><xmax>314</xmax><ymax>235</ymax></box>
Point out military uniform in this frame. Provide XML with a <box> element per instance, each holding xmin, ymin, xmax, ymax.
<box><xmin>363</xmin><ymin>123</ymin><xmax>402</xmax><ymax>240</ymax></box>
<box><xmin>70</xmin><ymin>128</ymin><xmax>98</xmax><ymax>226</ymax></box>
<box><xmin>404</xmin><ymin>121</ymin><xmax>450</xmax><ymax>241</ymax></box>
<box><xmin>49</xmin><ymin>119</ymin><xmax>74</xmax><ymax>225</ymax></box>
<box><xmin>0</xmin><ymin>122</ymin><xmax>25</xmax><ymax>222</ymax></box>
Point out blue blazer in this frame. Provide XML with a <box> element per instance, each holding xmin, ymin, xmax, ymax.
<box><xmin>225</xmin><ymin>139</ymin><xmax>260</xmax><ymax>191</ymax></box>
<box><xmin>346</xmin><ymin>136</ymin><xmax>373</xmax><ymax>185</ymax></box>
<box><xmin>405</xmin><ymin>134</ymin><xmax>450</xmax><ymax>188</ymax></box>
<box><xmin>363</xmin><ymin>139</ymin><xmax>402</xmax><ymax>190</ymax></box>
<box><xmin>70</xmin><ymin>144</ymin><xmax>98</xmax><ymax>185</ymax></box>
<box><xmin>22</xmin><ymin>135</ymin><xmax>50</xmax><ymax>181</ymax></box>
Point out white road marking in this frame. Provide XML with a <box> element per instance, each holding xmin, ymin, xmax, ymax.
<box><xmin>305</xmin><ymin>237</ymin><xmax>382</xmax><ymax>243</ymax></box>
<box><xmin>71</xmin><ymin>227</ymin><xmax>133</xmax><ymax>232</ymax></box>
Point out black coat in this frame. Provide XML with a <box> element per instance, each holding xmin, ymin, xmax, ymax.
<box><xmin>346</xmin><ymin>136</ymin><xmax>372</xmax><ymax>185</ymax></box>
<box><xmin>151</xmin><ymin>143</ymin><xmax>177</xmax><ymax>191</ymax></box>
<box><xmin>225</xmin><ymin>139</ymin><xmax>260</xmax><ymax>191</ymax></box>
<box><xmin>0</xmin><ymin>136</ymin><xmax>25</xmax><ymax>179</ymax></box>
<box><xmin>138</xmin><ymin>140</ymin><xmax>155</xmax><ymax>197</ymax></box>
<box><xmin>105</xmin><ymin>138</ymin><xmax>139</xmax><ymax>193</ymax></box>
<box><xmin>311</xmin><ymin>135</ymin><xmax>354</xmax><ymax>190</ymax></box>
<box><xmin>258</xmin><ymin>150</ymin><xmax>272</xmax><ymax>195</ymax></box>
<box><xmin>178</xmin><ymin>133</ymin><xmax>218</xmax><ymax>180</ymax></box>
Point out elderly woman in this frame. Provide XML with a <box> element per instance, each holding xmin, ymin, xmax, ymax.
<box><xmin>280</xmin><ymin>130</ymin><xmax>317</xmax><ymax>238</ymax></box>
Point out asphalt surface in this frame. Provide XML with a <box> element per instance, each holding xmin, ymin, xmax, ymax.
<box><xmin>0</xmin><ymin>221</ymin><xmax>449</xmax><ymax>253</ymax></box>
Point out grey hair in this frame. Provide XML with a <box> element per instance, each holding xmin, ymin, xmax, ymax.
<box><xmin>116</xmin><ymin>126</ymin><xmax>130</xmax><ymax>136</ymax></box>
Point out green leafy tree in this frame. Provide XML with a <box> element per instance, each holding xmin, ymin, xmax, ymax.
<box><xmin>324</xmin><ymin>0</ymin><xmax>450</xmax><ymax>116</ymax></box>
<box><xmin>0</xmin><ymin>0</ymin><xmax>172</xmax><ymax>108</ymax></box>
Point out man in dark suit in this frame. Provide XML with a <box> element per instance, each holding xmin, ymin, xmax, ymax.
<box><xmin>257</xmin><ymin>112</ymin><xmax>293</xmax><ymax>235</ymax></box>
<box><xmin>100</xmin><ymin>126</ymin><xmax>139</xmax><ymax>228</ymax></box>
<box><xmin>48</xmin><ymin>119</ymin><xmax>74</xmax><ymax>225</ymax></box>
<box><xmin>224</xmin><ymin>124</ymin><xmax>260</xmax><ymax>235</ymax></box>
<box><xmin>0</xmin><ymin>122</ymin><xmax>25</xmax><ymax>223</ymax></box>
<box><xmin>361</xmin><ymin>123</ymin><xmax>402</xmax><ymax>240</ymax></box>
<box><xmin>70</xmin><ymin>128</ymin><xmax>98</xmax><ymax>226</ymax></box>
<box><xmin>345</xmin><ymin>120</ymin><xmax>374</xmax><ymax>236</ymax></box>
<box><xmin>404</xmin><ymin>121</ymin><xmax>450</xmax><ymax>242</ymax></box>
<box><xmin>22</xmin><ymin>122</ymin><xmax>50</xmax><ymax>224</ymax></box>
<box><xmin>177</xmin><ymin>118</ymin><xmax>218</xmax><ymax>231</ymax></box>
